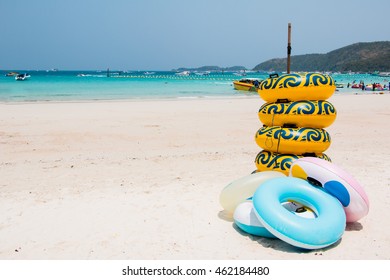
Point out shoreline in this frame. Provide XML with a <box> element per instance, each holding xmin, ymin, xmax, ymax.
<box><xmin>0</xmin><ymin>89</ymin><xmax>388</xmax><ymax>105</ymax></box>
<box><xmin>1</xmin><ymin>94</ymin><xmax>389</xmax><ymax>259</ymax></box>
<box><xmin>0</xmin><ymin>94</ymin><xmax>259</xmax><ymax>105</ymax></box>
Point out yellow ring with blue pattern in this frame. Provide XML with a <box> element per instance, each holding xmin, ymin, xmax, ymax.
<box><xmin>254</xmin><ymin>150</ymin><xmax>331</xmax><ymax>175</ymax></box>
<box><xmin>258</xmin><ymin>73</ymin><xmax>336</xmax><ymax>102</ymax></box>
<box><xmin>258</xmin><ymin>100</ymin><xmax>336</xmax><ymax>128</ymax></box>
<box><xmin>255</xmin><ymin>126</ymin><xmax>331</xmax><ymax>154</ymax></box>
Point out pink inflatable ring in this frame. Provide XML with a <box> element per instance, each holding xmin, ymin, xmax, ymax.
<box><xmin>290</xmin><ymin>157</ymin><xmax>369</xmax><ymax>223</ymax></box>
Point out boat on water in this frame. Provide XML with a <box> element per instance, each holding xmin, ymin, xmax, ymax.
<box><xmin>233</xmin><ymin>78</ymin><xmax>261</xmax><ymax>92</ymax></box>
<box><xmin>233</xmin><ymin>70</ymin><xmax>247</xmax><ymax>76</ymax></box>
<box><xmin>5</xmin><ymin>72</ymin><xmax>19</xmax><ymax>77</ymax></box>
<box><xmin>194</xmin><ymin>71</ymin><xmax>210</xmax><ymax>76</ymax></box>
<box><xmin>378</xmin><ymin>72</ymin><xmax>390</xmax><ymax>77</ymax></box>
<box><xmin>175</xmin><ymin>71</ymin><xmax>190</xmax><ymax>76</ymax></box>
<box><xmin>15</xmin><ymin>73</ymin><xmax>30</xmax><ymax>81</ymax></box>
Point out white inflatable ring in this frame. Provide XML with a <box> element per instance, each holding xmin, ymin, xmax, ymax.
<box><xmin>234</xmin><ymin>200</ymin><xmax>316</xmax><ymax>238</ymax></box>
<box><xmin>290</xmin><ymin>157</ymin><xmax>369</xmax><ymax>222</ymax></box>
<box><xmin>252</xmin><ymin>177</ymin><xmax>346</xmax><ymax>249</ymax></box>
<box><xmin>234</xmin><ymin>200</ymin><xmax>276</xmax><ymax>238</ymax></box>
<box><xmin>219</xmin><ymin>171</ymin><xmax>285</xmax><ymax>214</ymax></box>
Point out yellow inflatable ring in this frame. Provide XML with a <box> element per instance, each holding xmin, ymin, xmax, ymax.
<box><xmin>258</xmin><ymin>73</ymin><xmax>336</xmax><ymax>102</ymax></box>
<box><xmin>258</xmin><ymin>100</ymin><xmax>337</xmax><ymax>128</ymax></box>
<box><xmin>255</xmin><ymin>126</ymin><xmax>331</xmax><ymax>154</ymax></box>
<box><xmin>254</xmin><ymin>150</ymin><xmax>331</xmax><ymax>175</ymax></box>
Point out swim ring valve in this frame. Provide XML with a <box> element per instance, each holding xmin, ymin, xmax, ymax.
<box><xmin>307</xmin><ymin>177</ymin><xmax>322</xmax><ymax>188</ymax></box>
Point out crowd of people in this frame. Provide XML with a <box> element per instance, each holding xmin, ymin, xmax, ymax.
<box><xmin>346</xmin><ymin>80</ymin><xmax>389</xmax><ymax>91</ymax></box>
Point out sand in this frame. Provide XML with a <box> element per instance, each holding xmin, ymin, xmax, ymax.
<box><xmin>0</xmin><ymin>93</ymin><xmax>389</xmax><ymax>260</ymax></box>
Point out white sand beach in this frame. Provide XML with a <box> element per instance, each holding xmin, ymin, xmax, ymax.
<box><xmin>0</xmin><ymin>93</ymin><xmax>389</xmax><ymax>260</ymax></box>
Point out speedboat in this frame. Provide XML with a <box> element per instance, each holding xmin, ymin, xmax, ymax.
<box><xmin>175</xmin><ymin>71</ymin><xmax>190</xmax><ymax>76</ymax></box>
<box><xmin>15</xmin><ymin>73</ymin><xmax>30</xmax><ymax>81</ymax></box>
<box><xmin>5</xmin><ymin>72</ymin><xmax>19</xmax><ymax>77</ymax></box>
<box><xmin>233</xmin><ymin>78</ymin><xmax>260</xmax><ymax>92</ymax></box>
<box><xmin>233</xmin><ymin>70</ymin><xmax>247</xmax><ymax>76</ymax></box>
<box><xmin>194</xmin><ymin>71</ymin><xmax>210</xmax><ymax>76</ymax></box>
<box><xmin>375</xmin><ymin>72</ymin><xmax>390</xmax><ymax>77</ymax></box>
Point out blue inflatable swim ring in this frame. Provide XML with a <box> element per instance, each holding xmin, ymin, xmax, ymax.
<box><xmin>252</xmin><ymin>177</ymin><xmax>346</xmax><ymax>249</ymax></box>
<box><xmin>233</xmin><ymin>200</ymin><xmax>317</xmax><ymax>239</ymax></box>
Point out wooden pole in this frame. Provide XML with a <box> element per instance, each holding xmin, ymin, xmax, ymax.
<box><xmin>287</xmin><ymin>23</ymin><xmax>292</xmax><ymax>73</ymax></box>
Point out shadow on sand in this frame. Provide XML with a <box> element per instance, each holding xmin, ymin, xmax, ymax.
<box><xmin>345</xmin><ymin>221</ymin><xmax>363</xmax><ymax>231</ymax></box>
<box><xmin>218</xmin><ymin>209</ymin><xmax>345</xmax><ymax>254</ymax></box>
<box><xmin>232</xmin><ymin>223</ymin><xmax>342</xmax><ymax>254</ymax></box>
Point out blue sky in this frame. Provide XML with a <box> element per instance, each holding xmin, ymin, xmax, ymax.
<box><xmin>1</xmin><ymin>0</ymin><xmax>389</xmax><ymax>70</ymax></box>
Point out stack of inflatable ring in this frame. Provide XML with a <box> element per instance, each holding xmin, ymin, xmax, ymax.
<box><xmin>219</xmin><ymin>72</ymin><xmax>369</xmax><ymax>250</ymax></box>
<box><xmin>254</xmin><ymin>72</ymin><xmax>337</xmax><ymax>175</ymax></box>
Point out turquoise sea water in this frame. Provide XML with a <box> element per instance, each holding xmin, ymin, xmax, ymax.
<box><xmin>0</xmin><ymin>70</ymin><xmax>389</xmax><ymax>102</ymax></box>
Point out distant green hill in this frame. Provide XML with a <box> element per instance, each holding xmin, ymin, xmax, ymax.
<box><xmin>253</xmin><ymin>41</ymin><xmax>390</xmax><ymax>72</ymax></box>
